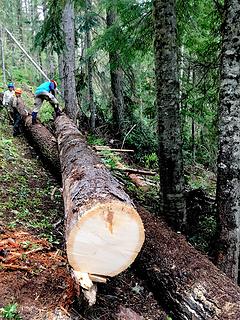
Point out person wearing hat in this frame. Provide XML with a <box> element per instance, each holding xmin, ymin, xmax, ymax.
<box><xmin>3</xmin><ymin>82</ymin><xmax>15</xmax><ymax>107</ymax></box>
<box><xmin>31</xmin><ymin>80</ymin><xmax>61</xmax><ymax>124</ymax></box>
<box><xmin>3</xmin><ymin>83</ymin><xmax>15</xmax><ymax>123</ymax></box>
<box><xmin>9</xmin><ymin>88</ymin><xmax>25</xmax><ymax>136</ymax></box>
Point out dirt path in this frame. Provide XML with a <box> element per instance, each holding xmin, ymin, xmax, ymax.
<box><xmin>0</xmin><ymin>114</ymin><xmax>168</xmax><ymax>320</ymax></box>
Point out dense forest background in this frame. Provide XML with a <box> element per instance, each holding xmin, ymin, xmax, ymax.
<box><xmin>0</xmin><ymin>0</ymin><xmax>221</xmax><ymax>168</ymax></box>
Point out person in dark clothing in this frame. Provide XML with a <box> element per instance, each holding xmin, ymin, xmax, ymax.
<box><xmin>9</xmin><ymin>88</ymin><xmax>25</xmax><ymax>136</ymax></box>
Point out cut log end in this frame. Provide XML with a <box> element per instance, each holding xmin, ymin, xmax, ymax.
<box><xmin>67</xmin><ymin>201</ymin><xmax>145</xmax><ymax>277</ymax></box>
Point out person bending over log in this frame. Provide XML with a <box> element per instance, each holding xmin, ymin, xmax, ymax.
<box><xmin>31</xmin><ymin>80</ymin><xmax>61</xmax><ymax>124</ymax></box>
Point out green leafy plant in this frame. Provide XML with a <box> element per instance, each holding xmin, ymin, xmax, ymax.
<box><xmin>143</xmin><ymin>152</ymin><xmax>158</xmax><ymax>169</ymax></box>
<box><xmin>0</xmin><ymin>303</ymin><xmax>22</xmax><ymax>319</ymax></box>
<box><xmin>39</xmin><ymin>104</ymin><xmax>54</xmax><ymax>124</ymax></box>
<box><xmin>87</xmin><ymin>134</ymin><xmax>106</xmax><ymax>146</ymax></box>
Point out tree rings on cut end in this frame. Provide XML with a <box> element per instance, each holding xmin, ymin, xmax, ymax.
<box><xmin>67</xmin><ymin>201</ymin><xmax>145</xmax><ymax>277</ymax></box>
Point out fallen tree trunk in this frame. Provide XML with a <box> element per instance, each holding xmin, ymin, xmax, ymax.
<box><xmin>16</xmin><ymin>97</ymin><xmax>61</xmax><ymax>176</ymax></box>
<box><xmin>136</xmin><ymin>204</ymin><xmax>240</xmax><ymax>320</ymax></box>
<box><xmin>55</xmin><ymin>114</ymin><xmax>145</xmax><ymax>277</ymax></box>
<box><xmin>21</xmin><ymin>110</ymin><xmax>240</xmax><ymax>318</ymax></box>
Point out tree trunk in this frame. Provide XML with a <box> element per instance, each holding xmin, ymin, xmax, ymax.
<box><xmin>136</xmin><ymin>204</ymin><xmax>240</xmax><ymax>320</ymax></box>
<box><xmin>15</xmin><ymin>97</ymin><xmax>61</xmax><ymax>176</ymax></box>
<box><xmin>216</xmin><ymin>0</ymin><xmax>240</xmax><ymax>283</ymax></box>
<box><xmin>62</xmin><ymin>0</ymin><xmax>78</xmax><ymax>123</ymax></box>
<box><xmin>55</xmin><ymin>114</ymin><xmax>145</xmax><ymax>277</ymax></box>
<box><xmin>85</xmin><ymin>0</ymin><xmax>96</xmax><ymax>131</ymax></box>
<box><xmin>153</xmin><ymin>0</ymin><xmax>186</xmax><ymax>230</ymax></box>
<box><xmin>58</xmin><ymin>53</ymin><xmax>65</xmax><ymax>97</ymax></box>
<box><xmin>106</xmin><ymin>8</ymin><xmax>125</xmax><ymax>136</ymax></box>
<box><xmin>16</xmin><ymin>0</ymin><xmax>24</xmax><ymax>43</ymax></box>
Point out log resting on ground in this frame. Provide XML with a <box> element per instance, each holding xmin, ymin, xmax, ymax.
<box><xmin>136</xmin><ymin>204</ymin><xmax>240</xmax><ymax>320</ymax></box>
<box><xmin>16</xmin><ymin>97</ymin><xmax>61</xmax><ymax>175</ymax></box>
<box><xmin>21</xmin><ymin>110</ymin><xmax>240</xmax><ymax>319</ymax></box>
<box><xmin>55</xmin><ymin>114</ymin><xmax>145</xmax><ymax>277</ymax></box>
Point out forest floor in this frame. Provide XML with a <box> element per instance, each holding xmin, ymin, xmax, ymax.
<box><xmin>0</xmin><ymin>110</ymin><xmax>168</xmax><ymax>320</ymax></box>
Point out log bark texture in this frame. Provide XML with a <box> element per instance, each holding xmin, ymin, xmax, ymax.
<box><xmin>55</xmin><ymin>114</ymin><xmax>145</xmax><ymax>277</ymax></box>
<box><xmin>136</xmin><ymin>204</ymin><xmax>240</xmax><ymax>320</ymax></box>
<box><xmin>15</xmin><ymin>97</ymin><xmax>61</xmax><ymax>175</ymax></box>
<box><xmin>216</xmin><ymin>0</ymin><xmax>240</xmax><ymax>283</ymax></box>
<box><xmin>18</xmin><ymin>110</ymin><xmax>240</xmax><ymax>319</ymax></box>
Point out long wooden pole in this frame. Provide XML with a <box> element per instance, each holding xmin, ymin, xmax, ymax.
<box><xmin>4</xmin><ymin>27</ymin><xmax>62</xmax><ymax>97</ymax></box>
<box><xmin>0</xmin><ymin>28</ymin><xmax>6</xmax><ymax>84</ymax></box>
<box><xmin>4</xmin><ymin>27</ymin><xmax>50</xmax><ymax>82</ymax></box>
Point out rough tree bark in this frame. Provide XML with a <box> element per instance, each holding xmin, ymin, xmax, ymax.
<box><xmin>216</xmin><ymin>0</ymin><xmax>240</xmax><ymax>283</ymax></box>
<box><xmin>137</xmin><ymin>205</ymin><xmax>240</xmax><ymax>320</ymax></box>
<box><xmin>106</xmin><ymin>7</ymin><xmax>125</xmax><ymax>136</ymax></box>
<box><xmin>153</xmin><ymin>0</ymin><xmax>186</xmax><ymax>230</ymax></box>
<box><xmin>85</xmin><ymin>0</ymin><xmax>96</xmax><ymax>131</ymax></box>
<box><xmin>55</xmin><ymin>114</ymin><xmax>145</xmax><ymax>277</ymax></box>
<box><xmin>15</xmin><ymin>97</ymin><xmax>61</xmax><ymax>176</ymax></box>
<box><xmin>62</xmin><ymin>0</ymin><xmax>78</xmax><ymax>123</ymax></box>
<box><xmin>16</xmin><ymin>0</ymin><xmax>24</xmax><ymax>43</ymax></box>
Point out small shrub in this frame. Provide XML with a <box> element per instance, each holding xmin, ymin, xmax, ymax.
<box><xmin>0</xmin><ymin>303</ymin><xmax>22</xmax><ymax>319</ymax></box>
<box><xmin>87</xmin><ymin>133</ymin><xmax>106</xmax><ymax>146</ymax></box>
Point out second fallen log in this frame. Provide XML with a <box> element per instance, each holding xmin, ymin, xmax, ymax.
<box><xmin>55</xmin><ymin>114</ymin><xmax>145</xmax><ymax>277</ymax></box>
<box><xmin>15</xmin><ymin>97</ymin><xmax>61</xmax><ymax>175</ymax></box>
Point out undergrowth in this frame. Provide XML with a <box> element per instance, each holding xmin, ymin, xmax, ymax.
<box><xmin>0</xmin><ymin>111</ymin><xmax>63</xmax><ymax>246</ymax></box>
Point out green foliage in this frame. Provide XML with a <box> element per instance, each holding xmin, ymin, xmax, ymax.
<box><xmin>96</xmin><ymin>0</ymin><xmax>153</xmax><ymax>62</ymax></box>
<box><xmin>185</xmin><ymin>165</ymin><xmax>216</xmax><ymax>196</ymax></box>
<box><xmin>0</xmin><ymin>137</ymin><xmax>18</xmax><ymax>161</ymax></box>
<box><xmin>34</xmin><ymin>0</ymin><xmax>65</xmax><ymax>53</ymax></box>
<box><xmin>100</xmin><ymin>150</ymin><xmax>122</xmax><ymax>169</ymax></box>
<box><xmin>125</xmin><ymin>115</ymin><xmax>157</xmax><ymax>162</ymax></box>
<box><xmin>39</xmin><ymin>103</ymin><xmax>54</xmax><ymax>124</ymax></box>
<box><xmin>143</xmin><ymin>152</ymin><xmax>158</xmax><ymax>170</ymax></box>
<box><xmin>188</xmin><ymin>215</ymin><xmax>217</xmax><ymax>253</ymax></box>
<box><xmin>0</xmin><ymin>303</ymin><xmax>22</xmax><ymax>319</ymax></box>
<box><xmin>177</xmin><ymin>0</ymin><xmax>222</xmax><ymax>169</ymax></box>
<box><xmin>87</xmin><ymin>134</ymin><xmax>106</xmax><ymax>145</ymax></box>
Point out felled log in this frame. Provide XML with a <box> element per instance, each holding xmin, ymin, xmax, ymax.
<box><xmin>15</xmin><ymin>97</ymin><xmax>61</xmax><ymax>176</ymax></box>
<box><xmin>136</xmin><ymin>205</ymin><xmax>240</xmax><ymax>320</ymax></box>
<box><xmin>19</xmin><ymin>110</ymin><xmax>240</xmax><ymax>318</ymax></box>
<box><xmin>55</xmin><ymin>114</ymin><xmax>145</xmax><ymax>277</ymax></box>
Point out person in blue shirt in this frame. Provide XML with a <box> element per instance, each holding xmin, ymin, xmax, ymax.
<box><xmin>31</xmin><ymin>80</ymin><xmax>61</xmax><ymax>124</ymax></box>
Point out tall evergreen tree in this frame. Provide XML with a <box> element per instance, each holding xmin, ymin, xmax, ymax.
<box><xmin>216</xmin><ymin>0</ymin><xmax>240</xmax><ymax>283</ymax></box>
<box><xmin>106</xmin><ymin>5</ymin><xmax>125</xmax><ymax>136</ymax></box>
<box><xmin>62</xmin><ymin>0</ymin><xmax>78</xmax><ymax>123</ymax></box>
<box><xmin>153</xmin><ymin>0</ymin><xmax>186</xmax><ymax>230</ymax></box>
<box><xmin>85</xmin><ymin>0</ymin><xmax>95</xmax><ymax>131</ymax></box>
